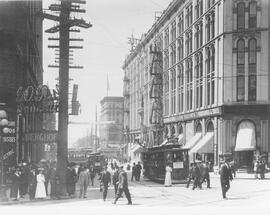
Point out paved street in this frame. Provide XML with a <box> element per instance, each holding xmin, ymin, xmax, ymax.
<box><xmin>1</xmin><ymin>172</ymin><xmax>270</xmax><ymax>210</ymax></box>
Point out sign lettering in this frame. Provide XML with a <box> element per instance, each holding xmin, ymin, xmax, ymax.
<box><xmin>24</xmin><ymin>131</ymin><xmax>58</xmax><ymax>143</ymax></box>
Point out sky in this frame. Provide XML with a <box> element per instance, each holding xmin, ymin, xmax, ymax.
<box><xmin>43</xmin><ymin>0</ymin><xmax>173</xmax><ymax>147</ymax></box>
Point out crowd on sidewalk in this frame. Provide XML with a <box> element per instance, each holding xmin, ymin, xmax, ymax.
<box><xmin>4</xmin><ymin>160</ymin><xmax>135</xmax><ymax>205</ymax></box>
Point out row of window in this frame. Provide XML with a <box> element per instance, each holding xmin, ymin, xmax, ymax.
<box><xmin>237</xmin><ymin>1</ymin><xmax>257</xmax><ymax>29</ymax></box>
<box><xmin>236</xmin><ymin>38</ymin><xmax>257</xmax><ymax>101</ymax></box>
<box><xmin>164</xmin><ymin>46</ymin><xmax>215</xmax><ymax>116</ymax></box>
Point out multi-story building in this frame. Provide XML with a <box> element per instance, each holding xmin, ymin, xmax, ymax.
<box><xmin>99</xmin><ymin>97</ymin><xmax>124</xmax><ymax>159</ymax></box>
<box><xmin>0</xmin><ymin>1</ymin><xmax>43</xmax><ymax>168</ymax></box>
<box><xmin>123</xmin><ymin>0</ymin><xmax>270</xmax><ymax>169</ymax></box>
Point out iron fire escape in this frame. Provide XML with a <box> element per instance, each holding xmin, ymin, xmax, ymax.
<box><xmin>149</xmin><ymin>42</ymin><xmax>163</xmax><ymax>146</ymax></box>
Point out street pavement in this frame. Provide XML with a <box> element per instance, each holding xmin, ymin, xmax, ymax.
<box><xmin>0</xmin><ymin>170</ymin><xmax>270</xmax><ymax>215</ymax></box>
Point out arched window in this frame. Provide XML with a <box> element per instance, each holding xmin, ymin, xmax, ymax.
<box><xmin>237</xmin><ymin>39</ymin><xmax>245</xmax><ymax>65</ymax></box>
<box><xmin>248</xmin><ymin>38</ymin><xmax>256</xmax><ymax>64</ymax></box>
<box><xmin>249</xmin><ymin>2</ymin><xmax>257</xmax><ymax>28</ymax></box>
<box><xmin>207</xmin><ymin>121</ymin><xmax>214</xmax><ymax>132</ymax></box>
<box><xmin>178</xmin><ymin>64</ymin><xmax>184</xmax><ymax>113</ymax></box>
<box><xmin>195</xmin><ymin>122</ymin><xmax>202</xmax><ymax>133</ymax></box>
<box><xmin>237</xmin><ymin>2</ymin><xmax>245</xmax><ymax>29</ymax></box>
<box><xmin>237</xmin><ymin>39</ymin><xmax>245</xmax><ymax>101</ymax></box>
<box><xmin>248</xmin><ymin>38</ymin><xmax>257</xmax><ymax>101</ymax></box>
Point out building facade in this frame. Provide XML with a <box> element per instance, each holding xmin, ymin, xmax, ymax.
<box><xmin>0</xmin><ymin>1</ymin><xmax>45</xmax><ymax>169</ymax></box>
<box><xmin>99</xmin><ymin>97</ymin><xmax>124</xmax><ymax>159</ymax></box>
<box><xmin>123</xmin><ymin>0</ymin><xmax>270</xmax><ymax>168</ymax></box>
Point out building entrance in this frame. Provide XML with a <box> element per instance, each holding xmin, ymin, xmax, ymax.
<box><xmin>237</xmin><ymin>151</ymin><xmax>254</xmax><ymax>168</ymax></box>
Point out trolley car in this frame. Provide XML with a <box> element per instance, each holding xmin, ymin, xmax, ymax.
<box><xmin>142</xmin><ymin>143</ymin><xmax>189</xmax><ymax>182</ymax></box>
<box><xmin>88</xmin><ymin>152</ymin><xmax>106</xmax><ymax>173</ymax></box>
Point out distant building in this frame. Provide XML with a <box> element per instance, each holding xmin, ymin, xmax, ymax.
<box><xmin>99</xmin><ymin>96</ymin><xmax>124</xmax><ymax>159</ymax></box>
<box><xmin>123</xmin><ymin>0</ymin><xmax>270</xmax><ymax>169</ymax></box>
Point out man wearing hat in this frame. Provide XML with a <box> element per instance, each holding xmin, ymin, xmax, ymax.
<box><xmin>113</xmin><ymin>165</ymin><xmax>132</xmax><ymax>205</ymax></box>
<box><xmin>99</xmin><ymin>166</ymin><xmax>111</xmax><ymax>201</ymax></box>
<box><xmin>220</xmin><ymin>158</ymin><xmax>233</xmax><ymax>199</ymax></box>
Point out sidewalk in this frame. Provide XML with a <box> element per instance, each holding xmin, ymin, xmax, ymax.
<box><xmin>210</xmin><ymin>171</ymin><xmax>270</xmax><ymax>179</ymax></box>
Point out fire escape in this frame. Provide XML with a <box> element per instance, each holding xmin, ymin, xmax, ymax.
<box><xmin>149</xmin><ymin>42</ymin><xmax>163</xmax><ymax>146</ymax></box>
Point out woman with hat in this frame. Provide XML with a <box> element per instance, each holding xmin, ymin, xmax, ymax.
<box><xmin>164</xmin><ymin>162</ymin><xmax>173</xmax><ymax>187</ymax></box>
<box><xmin>35</xmin><ymin>168</ymin><xmax>47</xmax><ymax>199</ymax></box>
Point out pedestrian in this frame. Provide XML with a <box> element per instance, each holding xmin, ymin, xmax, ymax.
<box><xmin>112</xmin><ymin>166</ymin><xmax>120</xmax><ymax>195</ymax></box>
<box><xmin>113</xmin><ymin>165</ymin><xmax>132</xmax><ymax>205</ymax></box>
<box><xmin>19</xmin><ymin>163</ymin><xmax>29</xmax><ymax>198</ymax></box>
<box><xmin>28</xmin><ymin>168</ymin><xmax>37</xmax><ymax>200</ymax></box>
<box><xmin>164</xmin><ymin>163</ymin><xmax>173</xmax><ymax>187</ymax></box>
<box><xmin>49</xmin><ymin>164</ymin><xmax>58</xmax><ymax>199</ymax></box>
<box><xmin>200</xmin><ymin>162</ymin><xmax>210</xmax><ymax>188</ymax></box>
<box><xmin>10</xmin><ymin>168</ymin><xmax>21</xmax><ymax>201</ymax></box>
<box><xmin>192</xmin><ymin>162</ymin><xmax>202</xmax><ymax>190</ymax></box>
<box><xmin>220</xmin><ymin>158</ymin><xmax>233</xmax><ymax>199</ymax></box>
<box><xmin>254</xmin><ymin>160</ymin><xmax>259</xmax><ymax>179</ymax></box>
<box><xmin>78</xmin><ymin>166</ymin><xmax>89</xmax><ymax>198</ymax></box>
<box><xmin>135</xmin><ymin>161</ymin><xmax>142</xmax><ymax>181</ymax></box>
<box><xmin>131</xmin><ymin>163</ymin><xmax>136</xmax><ymax>181</ymax></box>
<box><xmin>66</xmin><ymin>165</ymin><xmax>77</xmax><ymax>197</ymax></box>
<box><xmin>35</xmin><ymin>169</ymin><xmax>47</xmax><ymax>199</ymax></box>
<box><xmin>229</xmin><ymin>160</ymin><xmax>236</xmax><ymax>178</ymax></box>
<box><xmin>89</xmin><ymin>165</ymin><xmax>95</xmax><ymax>186</ymax></box>
<box><xmin>186</xmin><ymin>163</ymin><xmax>195</xmax><ymax>188</ymax></box>
<box><xmin>100</xmin><ymin>166</ymin><xmax>111</xmax><ymax>201</ymax></box>
<box><xmin>259</xmin><ymin>160</ymin><xmax>269</xmax><ymax>179</ymax></box>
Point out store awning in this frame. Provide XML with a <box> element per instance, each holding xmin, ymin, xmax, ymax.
<box><xmin>182</xmin><ymin>133</ymin><xmax>202</xmax><ymax>149</ymax></box>
<box><xmin>235</xmin><ymin>121</ymin><xmax>256</xmax><ymax>151</ymax></box>
<box><xmin>134</xmin><ymin>146</ymin><xmax>144</xmax><ymax>154</ymax></box>
<box><xmin>189</xmin><ymin>132</ymin><xmax>214</xmax><ymax>154</ymax></box>
<box><xmin>160</xmin><ymin>139</ymin><xmax>168</xmax><ymax>146</ymax></box>
<box><xmin>178</xmin><ymin>133</ymin><xmax>184</xmax><ymax>144</ymax></box>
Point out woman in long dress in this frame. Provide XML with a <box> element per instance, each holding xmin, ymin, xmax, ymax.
<box><xmin>35</xmin><ymin>169</ymin><xmax>47</xmax><ymax>199</ymax></box>
<box><xmin>164</xmin><ymin>163</ymin><xmax>173</xmax><ymax>187</ymax></box>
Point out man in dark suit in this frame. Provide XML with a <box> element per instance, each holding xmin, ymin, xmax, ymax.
<box><xmin>220</xmin><ymin>159</ymin><xmax>233</xmax><ymax>199</ymax></box>
<box><xmin>100</xmin><ymin>166</ymin><xmax>111</xmax><ymax>201</ymax></box>
<box><xmin>113</xmin><ymin>165</ymin><xmax>132</xmax><ymax>205</ymax></box>
<box><xmin>192</xmin><ymin>162</ymin><xmax>202</xmax><ymax>190</ymax></box>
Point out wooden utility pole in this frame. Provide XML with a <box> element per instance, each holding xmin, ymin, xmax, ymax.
<box><xmin>41</xmin><ymin>0</ymin><xmax>92</xmax><ymax>195</ymax></box>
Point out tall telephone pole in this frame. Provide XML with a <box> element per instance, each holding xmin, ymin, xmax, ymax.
<box><xmin>41</xmin><ymin>0</ymin><xmax>92</xmax><ymax>195</ymax></box>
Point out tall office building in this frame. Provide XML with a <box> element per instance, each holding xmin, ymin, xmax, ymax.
<box><xmin>123</xmin><ymin>0</ymin><xmax>270</xmax><ymax>168</ymax></box>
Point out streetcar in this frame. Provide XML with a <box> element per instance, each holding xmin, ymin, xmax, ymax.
<box><xmin>87</xmin><ymin>152</ymin><xmax>106</xmax><ymax>173</ymax></box>
<box><xmin>142</xmin><ymin>143</ymin><xmax>189</xmax><ymax>183</ymax></box>
<box><xmin>68</xmin><ymin>148</ymin><xmax>92</xmax><ymax>164</ymax></box>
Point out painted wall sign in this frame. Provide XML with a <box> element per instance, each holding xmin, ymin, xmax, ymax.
<box><xmin>24</xmin><ymin>131</ymin><xmax>58</xmax><ymax>143</ymax></box>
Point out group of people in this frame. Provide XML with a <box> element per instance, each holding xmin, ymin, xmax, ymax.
<box><xmin>97</xmin><ymin>165</ymin><xmax>132</xmax><ymax>204</ymax></box>
<box><xmin>9</xmin><ymin>161</ymin><xmax>78</xmax><ymax>201</ymax></box>
<box><xmin>253</xmin><ymin>159</ymin><xmax>269</xmax><ymax>179</ymax></box>
<box><xmin>185</xmin><ymin>161</ymin><xmax>211</xmax><ymax>190</ymax></box>
<box><xmin>131</xmin><ymin>162</ymin><xmax>142</xmax><ymax>181</ymax></box>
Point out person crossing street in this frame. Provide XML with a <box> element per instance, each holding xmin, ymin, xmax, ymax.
<box><xmin>113</xmin><ymin>165</ymin><xmax>132</xmax><ymax>205</ymax></box>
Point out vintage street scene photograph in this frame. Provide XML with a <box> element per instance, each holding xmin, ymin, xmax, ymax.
<box><xmin>0</xmin><ymin>0</ymin><xmax>269</xmax><ymax>213</ymax></box>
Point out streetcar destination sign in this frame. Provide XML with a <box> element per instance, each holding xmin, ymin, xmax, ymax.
<box><xmin>24</xmin><ymin>131</ymin><xmax>58</xmax><ymax>143</ymax></box>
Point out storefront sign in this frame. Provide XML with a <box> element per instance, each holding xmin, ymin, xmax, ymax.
<box><xmin>164</xmin><ymin>107</ymin><xmax>222</xmax><ymax>123</ymax></box>
<box><xmin>24</xmin><ymin>131</ymin><xmax>58</xmax><ymax>143</ymax></box>
<box><xmin>3</xmin><ymin>121</ymin><xmax>16</xmax><ymax>143</ymax></box>
<box><xmin>2</xmin><ymin>149</ymin><xmax>15</xmax><ymax>160</ymax></box>
<box><xmin>173</xmin><ymin>161</ymin><xmax>183</xmax><ymax>169</ymax></box>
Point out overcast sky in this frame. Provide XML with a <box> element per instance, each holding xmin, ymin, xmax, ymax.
<box><xmin>43</xmin><ymin>0</ymin><xmax>172</xmax><ymax>147</ymax></box>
